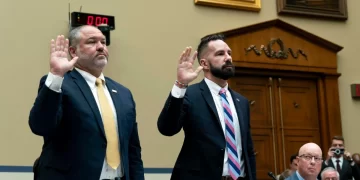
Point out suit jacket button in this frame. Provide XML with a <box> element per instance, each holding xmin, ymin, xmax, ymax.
<box><xmin>221</xmin><ymin>148</ymin><xmax>224</xmax><ymax>151</ymax></box>
<box><xmin>102</xmin><ymin>143</ymin><xmax>106</xmax><ymax>148</ymax></box>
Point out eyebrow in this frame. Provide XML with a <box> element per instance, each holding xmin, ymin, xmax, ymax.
<box><xmin>87</xmin><ymin>36</ymin><xmax>105</xmax><ymax>40</ymax></box>
<box><xmin>215</xmin><ymin>49</ymin><xmax>231</xmax><ymax>53</ymax></box>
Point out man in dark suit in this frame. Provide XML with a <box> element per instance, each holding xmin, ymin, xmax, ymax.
<box><xmin>319</xmin><ymin>136</ymin><xmax>360</xmax><ymax>180</ymax></box>
<box><xmin>285</xmin><ymin>143</ymin><xmax>322</xmax><ymax>180</ymax></box>
<box><xmin>29</xmin><ymin>25</ymin><xmax>144</xmax><ymax>180</ymax></box>
<box><xmin>157</xmin><ymin>34</ymin><xmax>256</xmax><ymax>180</ymax></box>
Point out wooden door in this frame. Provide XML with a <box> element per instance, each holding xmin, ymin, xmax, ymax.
<box><xmin>229</xmin><ymin>75</ymin><xmax>321</xmax><ymax>180</ymax></box>
<box><xmin>273</xmin><ymin>77</ymin><xmax>321</xmax><ymax>171</ymax></box>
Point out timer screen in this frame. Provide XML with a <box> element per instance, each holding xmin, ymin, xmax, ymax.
<box><xmin>71</xmin><ymin>12</ymin><xmax>115</xmax><ymax>30</ymax></box>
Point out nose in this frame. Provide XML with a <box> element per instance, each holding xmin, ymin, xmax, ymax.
<box><xmin>310</xmin><ymin>157</ymin><xmax>316</xmax><ymax>164</ymax></box>
<box><xmin>96</xmin><ymin>41</ymin><xmax>105</xmax><ymax>50</ymax></box>
<box><xmin>225</xmin><ymin>53</ymin><xmax>232</xmax><ymax>62</ymax></box>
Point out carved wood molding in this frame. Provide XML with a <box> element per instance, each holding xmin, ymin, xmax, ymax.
<box><xmin>244</xmin><ymin>38</ymin><xmax>307</xmax><ymax>60</ymax></box>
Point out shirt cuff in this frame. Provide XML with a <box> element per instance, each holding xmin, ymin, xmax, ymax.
<box><xmin>171</xmin><ymin>84</ymin><xmax>186</xmax><ymax>98</ymax></box>
<box><xmin>45</xmin><ymin>72</ymin><xmax>64</xmax><ymax>93</ymax></box>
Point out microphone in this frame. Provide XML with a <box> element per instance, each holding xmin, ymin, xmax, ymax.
<box><xmin>268</xmin><ymin>171</ymin><xmax>277</xmax><ymax>180</ymax></box>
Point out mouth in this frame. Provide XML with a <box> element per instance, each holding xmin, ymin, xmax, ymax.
<box><xmin>96</xmin><ymin>51</ymin><xmax>107</xmax><ymax>56</ymax></box>
<box><xmin>223</xmin><ymin>65</ymin><xmax>234</xmax><ymax>69</ymax></box>
<box><xmin>308</xmin><ymin>167</ymin><xmax>316</xmax><ymax>172</ymax></box>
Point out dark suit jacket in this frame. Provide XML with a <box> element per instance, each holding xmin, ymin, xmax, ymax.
<box><xmin>29</xmin><ymin>70</ymin><xmax>144</xmax><ymax>180</ymax></box>
<box><xmin>320</xmin><ymin>158</ymin><xmax>360</xmax><ymax>180</ymax></box>
<box><xmin>157</xmin><ymin>80</ymin><xmax>256</xmax><ymax>180</ymax></box>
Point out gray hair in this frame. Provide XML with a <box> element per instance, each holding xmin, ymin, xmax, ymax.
<box><xmin>321</xmin><ymin>167</ymin><xmax>339</xmax><ymax>179</ymax></box>
<box><xmin>68</xmin><ymin>25</ymin><xmax>88</xmax><ymax>47</ymax></box>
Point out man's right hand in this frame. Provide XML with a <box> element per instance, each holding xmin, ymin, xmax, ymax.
<box><xmin>176</xmin><ymin>47</ymin><xmax>203</xmax><ymax>85</ymax></box>
<box><xmin>327</xmin><ymin>147</ymin><xmax>334</xmax><ymax>160</ymax></box>
<box><xmin>50</xmin><ymin>35</ymin><xmax>78</xmax><ymax>77</ymax></box>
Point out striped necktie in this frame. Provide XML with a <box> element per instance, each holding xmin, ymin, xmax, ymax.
<box><xmin>219</xmin><ymin>88</ymin><xmax>241</xmax><ymax>180</ymax></box>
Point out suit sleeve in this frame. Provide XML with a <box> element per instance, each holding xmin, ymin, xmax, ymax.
<box><xmin>245</xmin><ymin>100</ymin><xmax>257</xmax><ymax>180</ymax></box>
<box><xmin>157</xmin><ymin>89</ymin><xmax>190</xmax><ymax>136</ymax></box>
<box><xmin>28</xmin><ymin>74</ymin><xmax>63</xmax><ymax>137</ymax></box>
<box><xmin>128</xmin><ymin>93</ymin><xmax>145</xmax><ymax>180</ymax></box>
<box><xmin>351</xmin><ymin>162</ymin><xmax>360</xmax><ymax>180</ymax></box>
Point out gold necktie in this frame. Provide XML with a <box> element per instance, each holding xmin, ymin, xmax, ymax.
<box><xmin>95</xmin><ymin>78</ymin><xmax>120</xmax><ymax>169</ymax></box>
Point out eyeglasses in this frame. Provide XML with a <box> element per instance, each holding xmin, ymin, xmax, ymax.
<box><xmin>298</xmin><ymin>154</ymin><xmax>323</xmax><ymax>162</ymax></box>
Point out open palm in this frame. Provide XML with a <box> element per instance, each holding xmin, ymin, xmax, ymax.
<box><xmin>50</xmin><ymin>35</ymin><xmax>78</xmax><ymax>76</ymax></box>
<box><xmin>177</xmin><ymin>47</ymin><xmax>203</xmax><ymax>84</ymax></box>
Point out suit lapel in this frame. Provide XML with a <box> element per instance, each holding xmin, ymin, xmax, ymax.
<box><xmin>104</xmin><ymin>79</ymin><xmax>125</xmax><ymax>145</ymax></box>
<box><xmin>70</xmin><ymin>70</ymin><xmax>106</xmax><ymax>139</ymax></box>
<box><xmin>328</xmin><ymin>159</ymin><xmax>335</xmax><ymax>168</ymax></box>
<box><xmin>329</xmin><ymin>158</ymin><xmax>347</xmax><ymax>177</ymax></box>
<box><xmin>199</xmin><ymin>80</ymin><xmax>223</xmax><ymax>131</ymax></box>
<box><xmin>329</xmin><ymin>158</ymin><xmax>346</xmax><ymax>177</ymax></box>
<box><xmin>341</xmin><ymin>159</ymin><xmax>349</xmax><ymax>178</ymax></box>
<box><xmin>229</xmin><ymin>89</ymin><xmax>247</xmax><ymax>143</ymax></box>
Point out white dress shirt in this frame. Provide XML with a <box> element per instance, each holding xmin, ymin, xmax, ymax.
<box><xmin>171</xmin><ymin>78</ymin><xmax>245</xmax><ymax>177</ymax></box>
<box><xmin>45</xmin><ymin>68</ymin><xmax>123</xmax><ymax>179</ymax></box>
<box><xmin>331</xmin><ymin>156</ymin><xmax>343</xmax><ymax>170</ymax></box>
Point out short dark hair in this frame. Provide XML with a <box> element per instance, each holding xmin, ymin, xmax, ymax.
<box><xmin>332</xmin><ymin>135</ymin><xmax>345</xmax><ymax>143</ymax></box>
<box><xmin>196</xmin><ymin>33</ymin><xmax>225</xmax><ymax>64</ymax></box>
<box><xmin>290</xmin><ymin>153</ymin><xmax>298</xmax><ymax>163</ymax></box>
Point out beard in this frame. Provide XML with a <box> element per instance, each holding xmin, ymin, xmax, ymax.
<box><xmin>76</xmin><ymin>51</ymin><xmax>108</xmax><ymax>69</ymax></box>
<box><xmin>209</xmin><ymin>61</ymin><xmax>235</xmax><ymax>80</ymax></box>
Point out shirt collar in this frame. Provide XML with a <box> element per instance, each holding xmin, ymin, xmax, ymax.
<box><xmin>75</xmin><ymin>67</ymin><xmax>105</xmax><ymax>89</ymax></box>
<box><xmin>332</xmin><ymin>156</ymin><xmax>343</xmax><ymax>163</ymax></box>
<box><xmin>295</xmin><ymin>170</ymin><xmax>305</xmax><ymax>180</ymax></box>
<box><xmin>204</xmin><ymin>78</ymin><xmax>229</xmax><ymax>96</ymax></box>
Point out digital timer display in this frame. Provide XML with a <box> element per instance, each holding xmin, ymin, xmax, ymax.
<box><xmin>71</xmin><ymin>12</ymin><xmax>115</xmax><ymax>30</ymax></box>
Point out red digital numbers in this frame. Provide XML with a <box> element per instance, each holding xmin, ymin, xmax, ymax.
<box><xmin>87</xmin><ymin>16</ymin><xmax>108</xmax><ymax>26</ymax></box>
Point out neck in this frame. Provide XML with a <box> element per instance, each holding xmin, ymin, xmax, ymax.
<box><xmin>299</xmin><ymin>171</ymin><xmax>317</xmax><ymax>180</ymax></box>
<box><xmin>205</xmin><ymin>73</ymin><xmax>228</xmax><ymax>88</ymax></box>
<box><xmin>303</xmin><ymin>176</ymin><xmax>317</xmax><ymax>180</ymax></box>
<box><xmin>75</xmin><ymin>65</ymin><xmax>102</xmax><ymax>78</ymax></box>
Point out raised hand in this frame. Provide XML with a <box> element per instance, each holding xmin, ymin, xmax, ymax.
<box><xmin>327</xmin><ymin>148</ymin><xmax>334</xmax><ymax>160</ymax></box>
<box><xmin>177</xmin><ymin>47</ymin><xmax>203</xmax><ymax>85</ymax></box>
<box><xmin>50</xmin><ymin>35</ymin><xmax>78</xmax><ymax>77</ymax></box>
<box><xmin>344</xmin><ymin>150</ymin><xmax>352</xmax><ymax>160</ymax></box>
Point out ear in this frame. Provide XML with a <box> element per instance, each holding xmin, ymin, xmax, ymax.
<box><xmin>68</xmin><ymin>46</ymin><xmax>77</xmax><ymax>58</ymax></box>
<box><xmin>200</xmin><ymin>58</ymin><xmax>209</xmax><ymax>70</ymax></box>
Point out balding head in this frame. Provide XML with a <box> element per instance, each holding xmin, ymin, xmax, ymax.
<box><xmin>299</xmin><ymin>143</ymin><xmax>322</xmax><ymax>155</ymax></box>
<box><xmin>297</xmin><ymin>143</ymin><xmax>323</xmax><ymax>180</ymax></box>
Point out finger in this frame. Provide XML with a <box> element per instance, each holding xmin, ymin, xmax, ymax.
<box><xmin>55</xmin><ymin>35</ymin><xmax>61</xmax><ymax>51</ymax></box>
<box><xmin>60</xmin><ymin>35</ymin><xmax>65</xmax><ymax>51</ymax></box>
<box><xmin>183</xmin><ymin>47</ymin><xmax>189</xmax><ymax>61</ymax></box>
<box><xmin>185</xmin><ymin>47</ymin><xmax>192</xmax><ymax>59</ymax></box>
<box><xmin>190</xmin><ymin>51</ymin><xmax>198</xmax><ymax>64</ymax></box>
<box><xmin>194</xmin><ymin>66</ymin><xmax>203</xmax><ymax>75</ymax></box>
<box><xmin>179</xmin><ymin>51</ymin><xmax>186</xmax><ymax>64</ymax></box>
<box><xmin>50</xmin><ymin>39</ymin><xmax>55</xmax><ymax>54</ymax></box>
<box><xmin>63</xmin><ymin>39</ymin><xmax>69</xmax><ymax>53</ymax></box>
<box><xmin>69</xmin><ymin>56</ymin><xmax>79</xmax><ymax>67</ymax></box>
